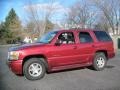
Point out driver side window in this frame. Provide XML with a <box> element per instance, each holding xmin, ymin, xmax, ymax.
<box><xmin>57</xmin><ymin>32</ymin><xmax>75</xmax><ymax>44</ymax></box>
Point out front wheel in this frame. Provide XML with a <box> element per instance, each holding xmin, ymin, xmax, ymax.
<box><xmin>23</xmin><ymin>58</ymin><xmax>46</xmax><ymax>80</ymax></box>
<box><xmin>92</xmin><ymin>53</ymin><xmax>107</xmax><ymax>71</ymax></box>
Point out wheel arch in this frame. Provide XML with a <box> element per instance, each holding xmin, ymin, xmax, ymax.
<box><xmin>95</xmin><ymin>50</ymin><xmax>108</xmax><ymax>59</ymax></box>
<box><xmin>22</xmin><ymin>54</ymin><xmax>48</xmax><ymax>73</ymax></box>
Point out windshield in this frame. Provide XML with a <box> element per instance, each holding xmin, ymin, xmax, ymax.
<box><xmin>36</xmin><ymin>31</ymin><xmax>58</xmax><ymax>43</ymax></box>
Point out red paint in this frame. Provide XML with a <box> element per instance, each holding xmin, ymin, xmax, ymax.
<box><xmin>7</xmin><ymin>60</ymin><xmax>22</xmax><ymax>74</ymax></box>
<box><xmin>7</xmin><ymin>29</ymin><xmax>115</xmax><ymax>75</ymax></box>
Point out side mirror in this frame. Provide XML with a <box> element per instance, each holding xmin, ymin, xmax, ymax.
<box><xmin>55</xmin><ymin>39</ymin><xmax>61</xmax><ymax>46</ymax></box>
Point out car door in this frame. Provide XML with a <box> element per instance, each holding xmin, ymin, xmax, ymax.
<box><xmin>48</xmin><ymin>32</ymin><xmax>79</xmax><ymax>67</ymax></box>
<box><xmin>76</xmin><ymin>31</ymin><xmax>95</xmax><ymax>63</ymax></box>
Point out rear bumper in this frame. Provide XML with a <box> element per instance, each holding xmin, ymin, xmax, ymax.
<box><xmin>7</xmin><ymin>60</ymin><xmax>23</xmax><ymax>75</ymax></box>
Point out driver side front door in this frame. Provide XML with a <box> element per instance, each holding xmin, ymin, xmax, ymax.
<box><xmin>48</xmin><ymin>32</ymin><xmax>79</xmax><ymax>68</ymax></box>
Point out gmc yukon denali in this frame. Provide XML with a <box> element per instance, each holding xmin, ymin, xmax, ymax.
<box><xmin>7</xmin><ymin>29</ymin><xmax>115</xmax><ymax>80</ymax></box>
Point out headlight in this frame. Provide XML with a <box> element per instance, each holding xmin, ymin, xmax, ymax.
<box><xmin>8</xmin><ymin>51</ymin><xmax>20</xmax><ymax>60</ymax></box>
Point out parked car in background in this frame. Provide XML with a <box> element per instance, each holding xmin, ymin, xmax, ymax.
<box><xmin>7</xmin><ymin>29</ymin><xmax>115</xmax><ymax>80</ymax></box>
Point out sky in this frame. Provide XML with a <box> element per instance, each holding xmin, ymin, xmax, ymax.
<box><xmin>0</xmin><ymin>0</ymin><xmax>77</xmax><ymax>24</ymax></box>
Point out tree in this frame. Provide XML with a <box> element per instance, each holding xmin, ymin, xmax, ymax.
<box><xmin>92</xmin><ymin>0</ymin><xmax>120</xmax><ymax>35</ymax></box>
<box><xmin>44</xmin><ymin>18</ymin><xmax>54</xmax><ymax>33</ymax></box>
<box><xmin>0</xmin><ymin>22</ymin><xmax>13</xmax><ymax>44</ymax></box>
<box><xmin>67</xmin><ymin>0</ymin><xmax>97</xmax><ymax>29</ymax></box>
<box><xmin>24</xmin><ymin>0</ymin><xmax>63</xmax><ymax>37</ymax></box>
<box><xmin>0</xmin><ymin>8</ymin><xmax>23</xmax><ymax>44</ymax></box>
<box><xmin>4</xmin><ymin>8</ymin><xmax>22</xmax><ymax>37</ymax></box>
<box><xmin>94</xmin><ymin>15</ymin><xmax>109</xmax><ymax>32</ymax></box>
<box><xmin>24</xmin><ymin>20</ymin><xmax>39</xmax><ymax>39</ymax></box>
<box><xmin>0</xmin><ymin>22</ymin><xmax>6</xmax><ymax>38</ymax></box>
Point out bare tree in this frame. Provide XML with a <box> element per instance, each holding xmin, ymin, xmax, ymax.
<box><xmin>92</xmin><ymin>0</ymin><xmax>120</xmax><ymax>35</ymax></box>
<box><xmin>24</xmin><ymin>0</ymin><xmax>63</xmax><ymax>37</ymax></box>
<box><xmin>67</xmin><ymin>0</ymin><xmax>97</xmax><ymax>29</ymax></box>
<box><xmin>94</xmin><ymin>15</ymin><xmax>109</xmax><ymax>32</ymax></box>
<box><xmin>24</xmin><ymin>0</ymin><xmax>44</xmax><ymax>37</ymax></box>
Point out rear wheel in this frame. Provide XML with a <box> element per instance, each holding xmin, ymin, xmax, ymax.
<box><xmin>23</xmin><ymin>58</ymin><xmax>46</xmax><ymax>80</ymax></box>
<box><xmin>92</xmin><ymin>53</ymin><xmax>107</xmax><ymax>71</ymax></box>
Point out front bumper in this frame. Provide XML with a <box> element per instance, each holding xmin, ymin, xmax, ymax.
<box><xmin>7</xmin><ymin>60</ymin><xmax>23</xmax><ymax>75</ymax></box>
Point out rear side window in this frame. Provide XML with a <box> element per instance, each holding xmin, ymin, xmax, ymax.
<box><xmin>79</xmin><ymin>32</ymin><xmax>93</xmax><ymax>43</ymax></box>
<box><xmin>94</xmin><ymin>31</ymin><xmax>112</xmax><ymax>42</ymax></box>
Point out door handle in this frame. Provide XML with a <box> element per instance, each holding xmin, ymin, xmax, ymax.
<box><xmin>73</xmin><ymin>46</ymin><xmax>77</xmax><ymax>49</ymax></box>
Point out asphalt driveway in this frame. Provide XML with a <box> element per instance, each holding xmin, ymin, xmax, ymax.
<box><xmin>0</xmin><ymin>45</ymin><xmax>120</xmax><ymax>90</ymax></box>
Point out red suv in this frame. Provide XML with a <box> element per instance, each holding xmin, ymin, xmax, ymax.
<box><xmin>7</xmin><ymin>29</ymin><xmax>115</xmax><ymax>80</ymax></box>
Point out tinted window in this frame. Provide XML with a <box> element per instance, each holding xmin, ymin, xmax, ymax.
<box><xmin>79</xmin><ymin>32</ymin><xmax>93</xmax><ymax>43</ymax></box>
<box><xmin>94</xmin><ymin>31</ymin><xmax>112</xmax><ymax>41</ymax></box>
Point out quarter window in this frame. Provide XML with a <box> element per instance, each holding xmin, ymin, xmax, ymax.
<box><xmin>94</xmin><ymin>31</ymin><xmax>112</xmax><ymax>41</ymax></box>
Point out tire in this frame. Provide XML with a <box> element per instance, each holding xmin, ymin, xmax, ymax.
<box><xmin>23</xmin><ymin>58</ymin><xmax>46</xmax><ymax>80</ymax></box>
<box><xmin>92</xmin><ymin>53</ymin><xmax>107</xmax><ymax>71</ymax></box>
